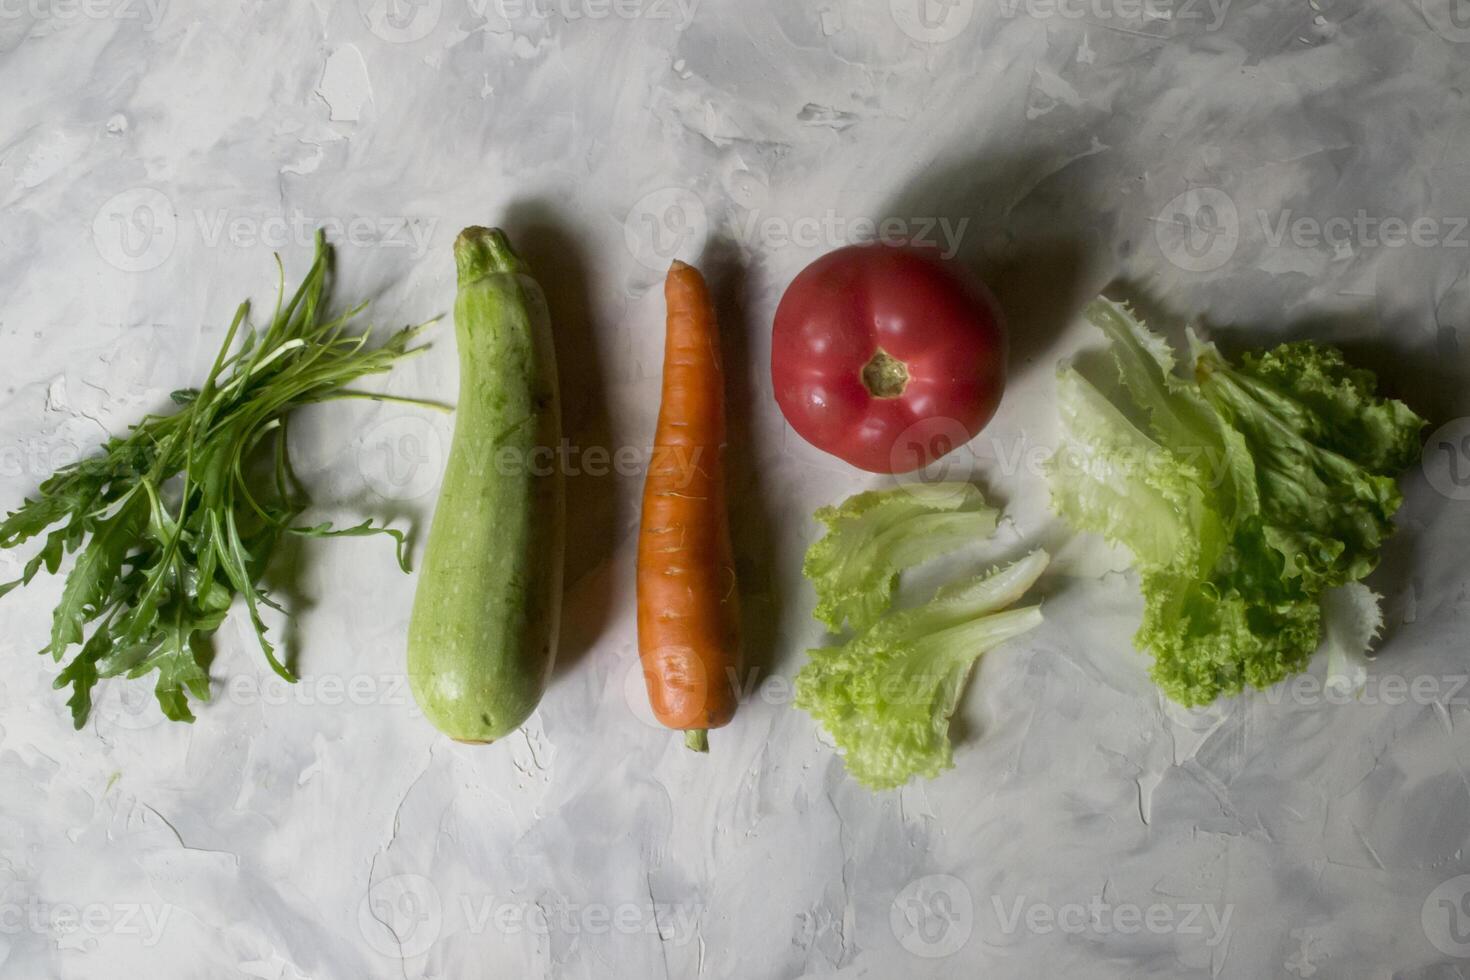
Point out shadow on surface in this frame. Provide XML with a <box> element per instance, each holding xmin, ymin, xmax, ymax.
<box><xmin>503</xmin><ymin>200</ymin><xmax>619</xmax><ymax>679</ymax></box>
<box><xmin>700</xmin><ymin>236</ymin><xmax>786</xmax><ymax>694</ymax></box>
<box><xmin>879</xmin><ymin>150</ymin><xmax>1113</xmax><ymax>389</ymax></box>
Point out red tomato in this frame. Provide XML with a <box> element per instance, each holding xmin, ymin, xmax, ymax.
<box><xmin>770</xmin><ymin>244</ymin><xmax>1006</xmax><ymax>474</ymax></box>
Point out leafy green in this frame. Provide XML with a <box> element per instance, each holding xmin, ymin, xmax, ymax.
<box><xmin>802</xmin><ymin>482</ymin><xmax>998</xmax><ymax>633</ymax></box>
<box><xmin>795</xmin><ymin>550</ymin><xmax>1048</xmax><ymax>790</ymax></box>
<box><xmin>1047</xmin><ymin>298</ymin><xmax>1424</xmax><ymax>706</ymax></box>
<box><xmin>0</xmin><ymin>232</ymin><xmax>441</xmax><ymax>728</ymax></box>
<box><xmin>1321</xmin><ymin>582</ymin><xmax>1383</xmax><ymax>697</ymax></box>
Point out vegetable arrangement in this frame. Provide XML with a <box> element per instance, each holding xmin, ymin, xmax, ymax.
<box><xmin>795</xmin><ymin>483</ymin><xmax>1046</xmax><ymax>789</ymax></box>
<box><xmin>406</xmin><ymin>228</ymin><xmax>565</xmax><ymax>743</ymax></box>
<box><xmin>0</xmin><ymin>234</ymin><xmax>435</xmax><ymax>726</ymax></box>
<box><xmin>636</xmin><ymin>261</ymin><xmax>740</xmax><ymax>752</ymax></box>
<box><xmin>1047</xmin><ymin>299</ymin><xmax>1424</xmax><ymax>705</ymax></box>
<box><xmin>0</xmin><ymin>224</ymin><xmax>1429</xmax><ymax>794</ymax></box>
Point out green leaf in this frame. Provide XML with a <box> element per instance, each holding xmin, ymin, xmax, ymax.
<box><xmin>290</xmin><ymin>520</ymin><xmax>412</xmax><ymax>573</ymax></box>
<box><xmin>802</xmin><ymin>482</ymin><xmax>998</xmax><ymax>633</ymax></box>
<box><xmin>1046</xmin><ymin>367</ymin><xmax>1222</xmax><ymax>576</ymax></box>
<box><xmin>48</xmin><ymin>497</ymin><xmax>146</xmax><ymax>661</ymax></box>
<box><xmin>149</xmin><ymin>614</ymin><xmax>211</xmax><ymax>723</ymax></box>
<box><xmin>54</xmin><ymin>627</ymin><xmax>112</xmax><ymax>730</ymax></box>
<box><xmin>795</xmin><ymin>551</ymin><xmax>1049</xmax><ymax>789</ymax></box>
<box><xmin>1227</xmin><ymin>340</ymin><xmax>1424</xmax><ymax>473</ymax></box>
<box><xmin>0</xmin><ymin>494</ymin><xmax>76</xmax><ymax>549</ymax></box>
<box><xmin>1321</xmin><ymin>582</ymin><xmax>1384</xmax><ymax>698</ymax></box>
<box><xmin>1048</xmin><ymin>301</ymin><xmax>1425</xmax><ymax>706</ymax></box>
<box><xmin>1089</xmin><ymin>299</ymin><xmax>1259</xmax><ymax>532</ymax></box>
<box><xmin>0</xmin><ymin>233</ymin><xmax>434</xmax><ymax>726</ymax></box>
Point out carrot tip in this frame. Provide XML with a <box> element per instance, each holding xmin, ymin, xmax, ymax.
<box><xmin>684</xmin><ymin>729</ymin><xmax>709</xmax><ymax>753</ymax></box>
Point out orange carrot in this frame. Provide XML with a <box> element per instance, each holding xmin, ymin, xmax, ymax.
<box><xmin>636</xmin><ymin>260</ymin><xmax>740</xmax><ymax>752</ymax></box>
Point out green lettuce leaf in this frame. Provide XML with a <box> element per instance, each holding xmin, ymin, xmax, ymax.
<box><xmin>1048</xmin><ymin>299</ymin><xmax>1424</xmax><ymax>706</ymax></box>
<box><xmin>796</xmin><ymin>550</ymin><xmax>1048</xmax><ymax>789</ymax></box>
<box><xmin>802</xmin><ymin>482</ymin><xmax>998</xmax><ymax>633</ymax></box>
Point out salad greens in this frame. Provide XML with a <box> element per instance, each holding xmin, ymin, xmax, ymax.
<box><xmin>796</xmin><ymin>549</ymin><xmax>1048</xmax><ymax>790</ymax></box>
<box><xmin>0</xmin><ymin>233</ymin><xmax>439</xmax><ymax>727</ymax></box>
<box><xmin>1047</xmin><ymin>298</ymin><xmax>1423</xmax><ymax>706</ymax></box>
<box><xmin>803</xmin><ymin>481</ymin><xmax>997</xmax><ymax>634</ymax></box>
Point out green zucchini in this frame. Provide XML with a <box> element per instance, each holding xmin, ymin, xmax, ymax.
<box><xmin>407</xmin><ymin>227</ymin><xmax>564</xmax><ymax>742</ymax></box>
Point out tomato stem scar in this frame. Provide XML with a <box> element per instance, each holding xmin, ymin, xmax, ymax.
<box><xmin>861</xmin><ymin>348</ymin><xmax>910</xmax><ymax>398</ymax></box>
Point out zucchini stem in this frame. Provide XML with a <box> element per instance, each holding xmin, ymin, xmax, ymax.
<box><xmin>455</xmin><ymin>226</ymin><xmax>529</xmax><ymax>282</ymax></box>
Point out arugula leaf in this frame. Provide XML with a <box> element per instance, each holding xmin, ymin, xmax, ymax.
<box><xmin>0</xmin><ymin>494</ymin><xmax>75</xmax><ymax>549</ymax></box>
<box><xmin>292</xmin><ymin>520</ymin><xmax>412</xmax><ymax>574</ymax></box>
<box><xmin>55</xmin><ymin>627</ymin><xmax>112</xmax><ymax>728</ymax></box>
<box><xmin>0</xmin><ymin>232</ymin><xmax>443</xmax><ymax>728</ymax></box>
<box><xmin>48</xmin><ymin>495</ymin><xmax>147</xmax><ymax>660</ymax></box>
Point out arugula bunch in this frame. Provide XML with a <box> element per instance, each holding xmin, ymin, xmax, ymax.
<box><xmin>0</xmin><ymin>233</ymin><xmax>438</xmax><ymax>727</ymax></box>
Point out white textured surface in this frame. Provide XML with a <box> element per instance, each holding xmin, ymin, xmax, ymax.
<box><xmin>3</xmin><ymin>2</ymin><xmax>1470</xmax><ymax>978</ymax></box>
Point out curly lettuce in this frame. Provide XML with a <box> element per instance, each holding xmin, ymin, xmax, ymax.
<box><xmin>802</xmin><ymin>482</ymin><xmax>997</xmax><ymax>633</ymax></box>
<box><xmin>795</xmin><ymin>550</ymin><xmax>1048</xmax><ymax>790</ymax></box>
<box><xmin>1048</xmin><ymin>299</ymin><xmax>1424</xmax><ymax>706</ymax></box>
